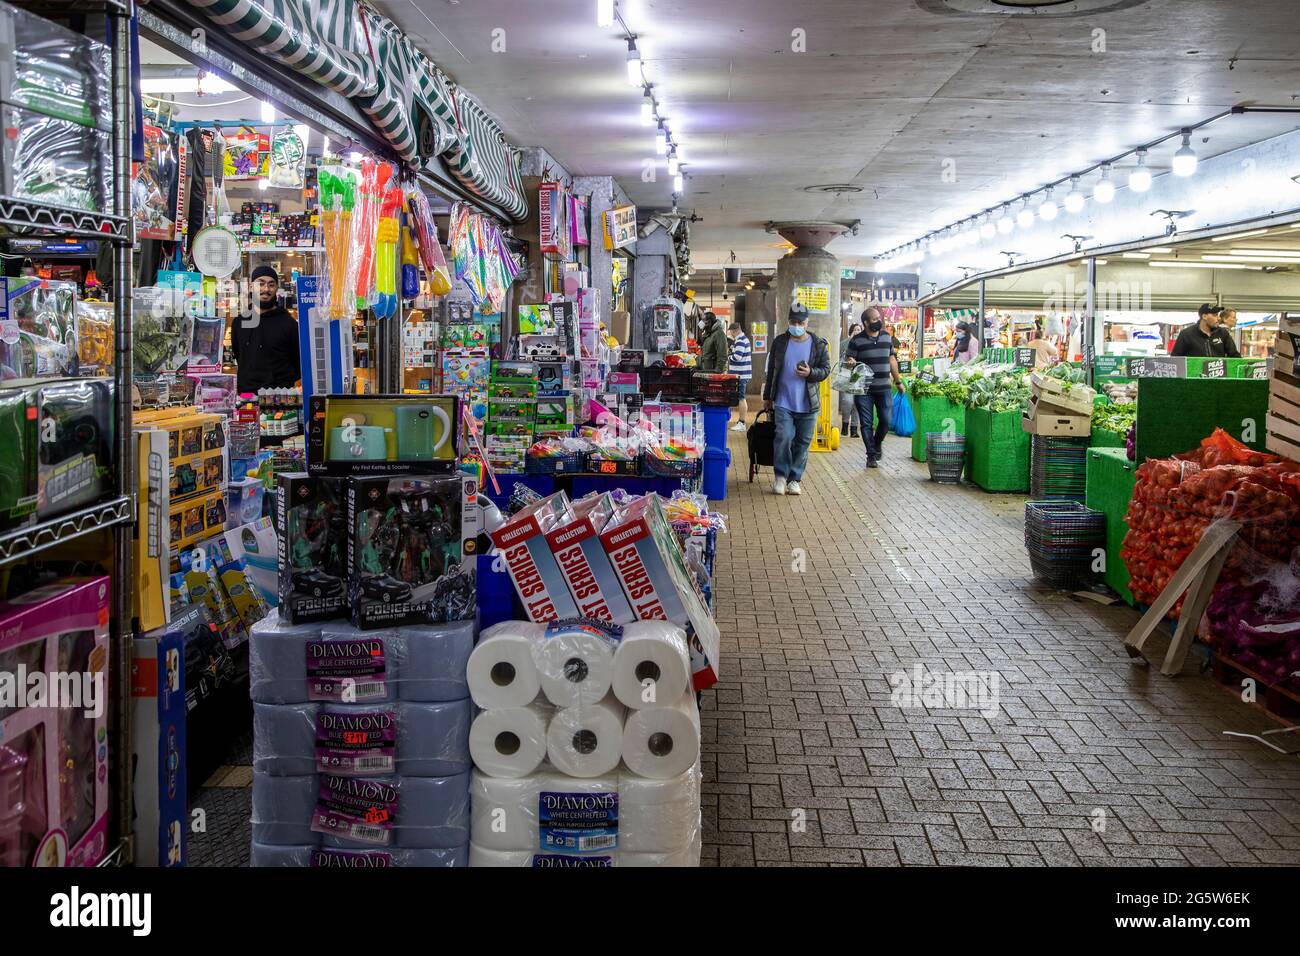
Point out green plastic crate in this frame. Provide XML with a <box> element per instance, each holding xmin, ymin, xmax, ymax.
<box><xmin>911</xmin><ymin>396</ymin><xmax>966</xmax><ymax>462</ymax></box>
<box><xmin>965</xmin><ymin>407</ymin><xmax>1029</xmax><ymax>492</ymax></box>
<box><xmin>1086</xmin><ymin>447</ymin><xmax>1138</xmax><ymax>604</ymax></box>
<box><xmin>1090</xmin><ymin>427</ymin><xmax>1127</xmax><ymax>450</ymax></box>
<box><xmin>1134</xmin><ymin>378</ymin><xmax>1269</xmax><ymax>463</ymax></box>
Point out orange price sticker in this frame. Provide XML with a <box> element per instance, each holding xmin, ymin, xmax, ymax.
<box><xmin>342</xmin><ymin>731</ymin><xmax>367</xmax><ymax>745</ymax></box>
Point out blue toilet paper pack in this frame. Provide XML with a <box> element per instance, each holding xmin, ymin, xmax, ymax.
<box><xmin>251</xmin><ymin>842</ymin><xmax>467</xmax><ymax>867</ymax></box>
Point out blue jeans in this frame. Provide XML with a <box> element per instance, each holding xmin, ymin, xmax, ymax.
<box><xmin>773</xmin><ymin>406</ymin><xmax>817</xmax><ymax>481</ymax></box>
<box><xmin>854</xmin><ymin>390</ymin><xmax>892</xmax><ymax>460</ymax></box>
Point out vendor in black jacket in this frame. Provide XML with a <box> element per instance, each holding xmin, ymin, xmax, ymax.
<box><xmin>230</xmin><ymin>264</ymin><xmax>301</xmax><ymax>394</ymax></box>
<box><xmin>1170</xmin><ymin>304</ymin><xmax>1239</xmax><ymax>358</ymax></box>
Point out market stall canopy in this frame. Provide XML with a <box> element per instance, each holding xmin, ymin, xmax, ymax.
<box><xmin>180</xmin><ymin>0</ymin><xmax>528</xmax><ymax>219</ymax></box>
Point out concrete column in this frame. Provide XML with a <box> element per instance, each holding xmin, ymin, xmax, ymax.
<box><xmin>775</xmin><ymin>246</ymin><xmax>842</xmax><ymax>362</ymax></box>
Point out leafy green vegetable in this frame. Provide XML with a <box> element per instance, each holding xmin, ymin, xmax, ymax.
<box><xmin>1092</xmin><ymin>401</ymin><xmax>1136</xmax><ymax>435</ymax></box>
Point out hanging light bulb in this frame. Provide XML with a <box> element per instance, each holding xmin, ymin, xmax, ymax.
<box><xmin>1039</xmin><ymin>188</ymin><xmax>1058</xmax><ymax>221</ymax></box>
<box><xmin>626</xmin><ymin>38</ymin><xmax>641</xmax><ymax>87</ymax></box>
<box><xmin>260</xmin><ymin>100</ymin><xmax>275</xmax><ymax>123</ymax></box>
<box><xmin>667</xmin><ymin>151</ymin><xmax>679</xmax><ymax>176</ymax></box>
<box><xmin>1016</xmin><ymin>199</ymin><xmax>1035</xmax><ymax>230</ymax></box>
<box><xmin>997</xmin><ymin>205</ymin><xmax>1014</xmax><ymax>234</ymax></box>
<box><xmin>1129</xmin><ymin>149</ymin><xmax>1152</xmax><ymax>192</ymax></box>
<box><xmin>1172</xmin><ymin>129</ymin><xmax>1198</xmax><ymax>177</ymax></box>
<box><xmin>1093</xmin><ymin>164</ymin><xmax>1115</xmax><ymax>203</ymax></box>
<box><xmin>640</xmin><ymin>92</ymin><xmax>653</xmax><ymax>126</ymax></box>
<box><xmin>655</xmin><ymin>121</ymin><xmax>667</xmax><ymax>155</ymax></box>
<box><xmin>1064</xmin><ymin>176</ymin><xmax>1085</xmax><ymax>214</ymax></box>
<box><xmin>597</xmin><ymin>0</ymin><xmax>614</xmax><ymax>27</ymax></box>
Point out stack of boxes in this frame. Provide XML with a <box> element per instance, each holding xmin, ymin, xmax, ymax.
<box><xmin>232</xmin><ymin>202</ymin><xmax>318</xmax><ymax>249</ymax></box>
<box><xmin>485</xmin><ymin>361</ymin><xmax>536</xmax><ymax>474</ymax></box>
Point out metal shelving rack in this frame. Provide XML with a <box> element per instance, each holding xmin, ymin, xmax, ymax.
<box><xmin>1</xmin><ymin>1</ymin><xmax>136</xmax><ymax>865</ymax></box>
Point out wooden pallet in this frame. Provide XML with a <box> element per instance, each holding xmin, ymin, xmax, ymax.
<box><xmin>1265</xmin><ymin>329</ymin><xmax>1300</xmax><ymax>463</ymax></box>
<box><xmin>1210</xmin><ymin>652</ymin><xmax>1300</xmax><ymax>725</ymax></box>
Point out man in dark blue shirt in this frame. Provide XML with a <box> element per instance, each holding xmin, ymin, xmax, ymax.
<box><xmin>843</xmin><ymin>307</ymin><xmax>904</xmax><ymax>468</ymax></box>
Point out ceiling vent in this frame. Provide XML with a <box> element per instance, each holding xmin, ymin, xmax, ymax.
<box><xmin>916</xmin><ymin>0</ymin><xmax>1151</xmax><ymax>15</ymax></box>
<box><xmin>804</xmin><ymin>183</ymin><xmax>864</xmax><ymax>194</ymax></box>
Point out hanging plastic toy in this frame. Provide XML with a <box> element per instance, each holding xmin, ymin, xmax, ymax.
<box><xmin>400</xmin><ymin>213</ymin><xmax>420</xmax><ymax>300</ymax></box>
<box><xmin>373</xmin><ymin>185</ymin><xmax>403</xmax><ymax>318</ymax></box>
<box><xmin>353</xmin><ymin>159</ymin><xmax>390</xmax><ymax>311</ymax></box>
<box><xmin>318</xmin><ymin>167</ymin><xmax>356</xmax><ymax>320</ymax></box>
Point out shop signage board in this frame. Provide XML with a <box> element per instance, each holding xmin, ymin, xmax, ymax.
<box><xmin>603</xmin><ymin>205</ymin><xmax>637</xmax><ymax>251</ymax></box>
<box><xmin>1013</xmin><ymin>348</ymin><xmax>1036</xmax><ymax>369</ymax></box>
<box><xmin>793</xmin><ymin>284</ymin><xmax>831</xmax><ymax>314</ymax></box>
<box><xmin>841</xmin><ymin>268</ymin><xmax>856</xmax><ymax>280</ymax></box>
<box><xmin>1128</xmin><ymin>356</ymin><xmax>1185</xmax><ymax>379</ymax></box>
<box><xmin>1250</xmin><ymin>360</ymin><xmax>1271</xmax><ymax>380</ymax></box>
<box><xmin>1093</xmin><ymin>355</ymin><xmax>1127</xmax><ymax>378</ymax></box>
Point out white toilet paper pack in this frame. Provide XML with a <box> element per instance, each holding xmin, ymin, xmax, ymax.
<box><xmin>543</xmin><ymin>493</ymin><xmax>635</xmax><ymax>624</ymax></box>
<box><xmin>545</xmin><ymin>693</ymin><xmax>625</xmax><ymax>778</ymax></box>
<box><xmin>488</xmin><ymin>492</ymin><xmax>578</xmax><ymax>623</ymax></box>
<box><xmin>621</xmin><ymin>691</ymin><xmax>701</xmax><ymax>780</ymax></box>
<box><xmin>610</xmin><ymin>621</ymin><xmax>692</xmax><ymax>710</ymax></box>
<box><xmin>466</xmin><ymin>621</ymin><xmax>544</xmax><ymax>708</ymax></box>
<box><xmin>470</xmin><ymin>770</ymin><xmax>619</xmax><ymax>855</ymax></box>
<box><xmin>468</xmin><ymin>698</ymin><xmax>551</xmax><ymax>778</ymax></box>
<box><xmin>618</xmin><ymin>764</ymin><xmax>701</xmax><ymax>853</ymax></box>
<box><xmin>598</xmin><ymin>494</ymin><xmax>720</xmax><ymax>690</ymax></box>
<box><xmin>534</xmin><ymin>618</ymin><xmax>620</xmax><ymax>708</ymax></box>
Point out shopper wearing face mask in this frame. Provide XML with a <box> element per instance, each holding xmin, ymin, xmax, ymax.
<box><xmin>762</xmin><ymin>303</ymin><xmax>831</xmax><ymax>496</ymax></box>
<box><xmin>843</xmin><ymin>307</ymin><xmax>905</xmax><ymax>468</ymax></box>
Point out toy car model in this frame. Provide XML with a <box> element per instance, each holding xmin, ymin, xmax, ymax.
<box><xmin>291</xmin><ymin>569</ymin><xmax>343</xmax><ymax>598</ymax></box>
<box><xmin>360</xmin><ymin>574</ymin><xmax>412</xmax><ymax>604</ymax></box>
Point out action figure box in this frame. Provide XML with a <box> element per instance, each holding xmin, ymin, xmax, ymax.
<box><xmin>275</xmin><ymin>473</ymin><xmax>348</xmax><ymax>623</ymax></box>
<box><xmin>598</xmin><ymin>494</ymin><xmax>720</xmax><ymax>690</ymax></box>
<box><xmin>307</xmin><ymin>394</ymin><xmax>460</xmax><ymax>476</ymax></box>
<box><xmin>36</xmin><ymin>377</ymin><xmax>113</xmax><ymax>519</ymax></box>
<box><xmin>154</xmin><ymin>410</ymin><xmax>226</xmax><ymax>505</ymax></box>
<box><xmin>0</xmin><ymin>577</ymin><xmax>111</xmax><ymax>867</ymax></box>
<box><xmin>346</xmin><ymin>474</ymin><xmax>481</xmax><ymax>629</ymax></box>
<box><xmin>167</xmin><ymin>487</ymin><xmax>226</xmax><ymax>568</ymax></box>
<box><xmin>131</xmin><ymin>609</ymin><xmax>190</xmax><ymax>867</ymax></box>
<box><xmin>488</xmin><ymin>491</ymin><xmax>578</xmax><ymax>624</ymax></box>
<box><xmin>544</xmin><ymin>492</ymin><xmax>635</xmax><ymax>624</ymax></box>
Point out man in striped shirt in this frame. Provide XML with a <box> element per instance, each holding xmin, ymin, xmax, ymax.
<box><xmin>843</xmin><ymin>307</ymin><xmax>904</xmax><ymax>468</ymax></box>
<box><xmin>727</xmin><ymin>322</ymin><xmax>752</xmax><ymax>430</ymax></box>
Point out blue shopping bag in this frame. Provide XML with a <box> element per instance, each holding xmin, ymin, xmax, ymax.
<box><xmin>892</xmin><ymin>390</ymin><xmax>916</xmax><ymax>437</ymax></box>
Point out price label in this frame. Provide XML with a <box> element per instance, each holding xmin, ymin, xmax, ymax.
<box><xmin>1202</xmin><ymin>358</ymin><xmax>1227</xmax><ymax>379</ymax></box>
<box><xmin>599</xmin><ymin>461</ymin><xmax>617</xmax><ymax>474</ymax></box>
<box><xmin>1130</xmin><ymin>356</ymin><xmax>1185</xmax><ymax>379</ymax></box>
<box><xmin>1289</xmin><ymin>334</ymin><xmax>1300</xmax><ymax>378</ymax></box>
<box><xmin>1013</xmin><ymin>348</ymin><xmax>1036</xmax><ymax>369</ymax></box>
<box><xmin>919</xmin><ymin>370</ymin><xmax>938</xmax><ymax>384</ymax></box>
<box><xmin>1082</xmin><ymin>344</ymin><xmax>1096</xmax><ymax>366</ymax></box>
<box><xmin>897</xmin><ymin>360</ymin><xmax>913</xmax><ymax>374</ymax></box>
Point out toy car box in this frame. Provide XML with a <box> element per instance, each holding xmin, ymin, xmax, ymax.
<box><xmin>598</xmin><ymin>494</ymin><xmax>720</xmax><ymax>690</ymax></box>
<box><xmin>543</xmin><ymin>492</ymin><xmax>636</xmax><ymax>624</ymax></box>
<box><xmin>0</xmin><ymin>577</ymin><xmax>111</xmax><ymax>867</ymax></box>
<box><xmin>488</xmin><ymin>491</ymin><xmax>578</xmax><ymax>624</ymax></box>
<box><xmin>35</xmin><ymin>377</ymin><xmax>113</xmax><ymax>519</ymax></box>
<box><xmin>346</xmin><ymin>474</ymin><xmax>481</xmax><ymax>629</ymax></box>
<box><xmin>167</xmin><ymin>487</ymin><xmax>226</xmax><ymax>571</ymax></box>
<box><xmin>275</xmin><ymin>473</ymin><xmax>348</xmax><ymax>624</ymax></box>
<box><xmin>307</xmin><ymin>394</ymin><xmax>459</xmax><ymax>476</ymax></box>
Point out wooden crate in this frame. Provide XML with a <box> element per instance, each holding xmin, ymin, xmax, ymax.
<box><xmin>1210</xmin><ymin>652</ymin><xmax>1300</xmax><ymax>725</ymax></box>
<box><xmin>1265</xmin><ymin>327</ymin><xmax>1300</xmax><ymax>463</ymax></box>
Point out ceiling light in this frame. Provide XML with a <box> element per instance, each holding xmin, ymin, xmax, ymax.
<box><xmin>597</xmin><ymin>0</ymin><xmax>614</xmax><ymax>27</ymax></box>
<box><xmin>1121</xmin><ymin>252</ymin><xmax>1151</xmax><ymax>259</ymax></box>
<box><xmin>1096</xmin><ymin>259</ymin><xmax>1109</xmax><ymax>265</ymax></box>
<box><xmin>1149</xmin><ymin>261</ymin><xmax>1261</xmax><ymax>270</ymax></box>
<box><xmin>655</xmin><ymin>121</ymin><xmax>667</xmax><ymax>155</ymax></box>
<box><xmin>1016</xmin><ymin>200</ymin><xmax>1035</xmax><ymax>230</ymax></box>
<box><xmin>294</xmin><ymin>124</ymin><xmax>310</xmax><ymax>151</ymax></box>
<box><xmin>140</xmin><ymin>75</ymin><xmax>238</xmax><ymax>94</ymax></box>
<box><xmin>1094</xmin><ymin>165</ymin><xmax>1115</xmax><ymax>204</ymax></box>
<box><xmin>641</xmin><ymin>93</ymin><xmax>653</xmax><ymax>126</ymax></box>
<box><xmin>1210</xmin><ymin>229</ymin><xmax>1270</xmax><ymax>242</ymax></box>
<box><xmin>997</xmin><ymin>205</ymin><xmax>1014</xmax><ymax>234</ymax></box>
<box><xmin>673</xmin><ymin>172</ymin><xmax>684</xmax><ymax>193</ymax></box>
<box><xmin>260</xmin><ymin>100</ymin><xmax>275</xmax><ymax>123</ymax></box>
<box><xmin>626</xmin><ymin>39</ymin><xmax>641</xmax><ymax>87</ymax></box>
<box><xmin>349</xmin><ymin>151</ymin><xmax>363</xmax><ymax>163</ymax></box>
<box><xmin>1064</xmin><ymin>176</ymin><xmax>1085</xmax><ymax>214</ymax></box>
<box><xmin>1039</xmin><ymin>189</ymin><xmax>1058</xmax><ymax>221</ymax></box>
<box><xmin>1226</xmin><ymin>247</ymin><xmax>1300</xmax><ymax>257</ymax></box>
<box><xmin>1129</xmin><ymin>150</ymin><xmax>1152</xmax><ymax>192</ymax></box>
<box><xmin>258</xmin><ymin>178</ymin><xmax>268</xmax><ymax>191</ymax></box>
<box><xmin>1172</xmin><ymin>130</ymin><xmax>1198</xmax><ymax>177</ymax></box>
<box><xmin>1203</xmin><ymin>253</ymin><xmax>1300</xmax><ymax>263</ymax></box>
<box><xmin>667</xmin><ymin>152</ymin><xmax>679</xmax><ymax>176</ymax></box>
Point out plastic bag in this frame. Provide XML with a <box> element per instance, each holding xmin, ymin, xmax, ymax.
<box><xmin>406</xmin><ymin>186</ymin><xmax>453</xmax><ymax>296</ymax></box>
<box><xmin>830</xmin><ymin>362</ymin><xmax>872</xmax><ymax>394</ymax></box>
<box><xmin>892</xmin><ymin>390</ymin><xmax>915</xmax><ymax>437</ymax></box>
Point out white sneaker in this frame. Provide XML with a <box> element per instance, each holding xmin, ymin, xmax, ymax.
<box><xmin>730</xmin><ymin>422</ymin><xmax>747</xmax><ymax>431</ymax></box>
<box><xmin>772</xmin><ymin>477</ymin><xmax>787</xmax><ymax>495</ymax></box>
<box><xmin>787</xmin><ymin>481</ymin><xmax>803</xmax><ymax>496</ymax></box>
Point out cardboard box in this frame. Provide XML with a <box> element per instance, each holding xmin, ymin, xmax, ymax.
<box><xmin>544</xmin><ymin>493</ymin><xmax>636</xmax><ymax>624</ymax></box>
<box><xmin>134</xmin><ymin>428</ymin><xmax>171</xmax><ymax>633</ymax></box>
<box><xmin>0</xmin><ymin>577</ymin><xmax>111</xmax><ymax>867</ymax></box>
<box><xmin>276</xmin><ymin>473</ymin><xmax>348</xmax><ymax>623</ymax></box>
<box><xmin>347</xmin><ymin>474</ymin><xmax>481</xmax><ymax>629</ymax></box>
<box><xmin>1022</xmin><ymin>412</ymin><xmax>1091</xmax><ymax>437</ymax></box>
<box><xmin>488</xmin><ymin>491</ymin><xmax>578</xmax><ymax>623</ymax></box>
<box><xmin>609</xmin><ymin>311</ymin><xmax>632</xmax><ymax>344</ymax></box>
<box><xmin>307</xmin><ymin>394</ymin><xmax>460</xmax><ymax>476</ymax></box>
<box><xmin>598</xmin><ymin>495</ymin><xmax>720</xmax><ymax>690</ymax></box>
<box><xmin>1029</xmin><ymin>371</ymin><xmax>1095</xmax><ymax>417</ymax></box>
<box><xmin>131</xmin><ymin>610</ymin><xmax>191</xmax><ymax>867</ymax></box>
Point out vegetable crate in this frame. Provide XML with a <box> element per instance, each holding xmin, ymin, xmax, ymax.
<box><xmin>1134</xmin><ymin>378</ymin><xmax>1270</xmax><ymax>464</ymax></box>
<box><xmin>911</xmin><ymin>396</ymin><xmax>965</xmax><ymax>463</ymax></box>
<box><xmin>965</xmin><ymin>408</ymin><xmax>1029</xmax><ymax>493</ymax></box>
<box><xmin>1085</xmin><ymin>447</ymin><xmax>1137</xmax><ymax>605</ymax></box>
<box><xmin>1089</xmin><ymin>427</ymin><xmax>1127</xmax><ymax>450</ymax></box>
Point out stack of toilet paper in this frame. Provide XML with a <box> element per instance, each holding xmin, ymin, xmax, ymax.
<box><xmin>465</xmin><ymin>618</ymin><xmax>702</xmax><ymax>866</ymax></box>
<box><xmin>249</xmin><ymin>616</ymin><xmax>476</xmax><ymax>867</ymax></box>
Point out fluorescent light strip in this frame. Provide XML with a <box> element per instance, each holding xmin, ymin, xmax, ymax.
<box><xmin>1203</xmin><ymin>254</ymin><xmax>1300</xmax><ymax>264</ymax></box>
<box><xmin>1149</xmin><ymin>261</ymin><xmax>1261</xmax><ymax>270</ymax></box>
<box><xmin>1225</xmin><ymin>248</ymin><xmax>1300</xmax><ymax>258</ymax></box>
<box><xmin>1122</xmin><ymin>252</ymin><xmax>1150</xmax><ymax>259</ymax></box>
<box><xmin>1210</xmin><ymin>229</ymin><xmax>1270</xmax><ymax>242</ymax></box>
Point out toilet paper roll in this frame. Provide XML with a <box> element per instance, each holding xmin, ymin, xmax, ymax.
<box><xmin>467</xmin><ymin>844</ymin><xmax>618</xmax><ymax>867</ymax></box>
<box><xmin>534</xmin><ymin>625</ymin><xmax>616</xmax><ymax>708</ymax></box>
<box><xmin>397</xmin><ymin>621</ymin><xmax>476</xmax><ymax>701</ymax></box>
<box><xmin>621</xmin><ymin>692</ymin><xmax>700</xmax><ymax>780</ymax></box>
<box><xmin>316</xmin><ymin>623</ymin><xmax>399</xmax><ymax>703</ymax></box>
<box><xmin>251</xmin><ymin>842</ymin><xmax>468</xmax><ymax>867</ymax></box>
<box><xmin>318</xmin><ymin>773</ymin><xmax>470</xmax><ymax>850</ymax></box>
<box><xmin>619</xmin><ymin>830</ymin><xmax>701</xmax><ymax>867</ymax></box>
<box><xmin>253</xmin><ymin>702</ymin><xmax>318</xmax><ymax>775</ymax></box>
<box><xmin>468</xmin><ymin>843</ymin><xmax>536</xmax><ymax>867</ymax></box>
<box><xmin>388</xmin><ymin>700</ymin><xmax>473</xmax><ymax>777</ymax></box>
<box><xmin>610</xmin><ymin>622</ymin><xmax>692</xmax><ymax>710</ymax></box>
<box><xmin>466</xmin><ymin>622</ymin><xmax>544</xmax><ymax>708</ymax></box>
<box><xmin>250</xmin><ymin>772</ymin><xmax>319</xmax><ymax>846</ymax></box>
<box><xmin>249</xmin><ymin>617</ymin><xmax>324</xmax><ymax>704</ymax></box>
<box><xmin>545</xmin><ymin>695</ymin><xmax>626</xmax><ymax>778</ymax></box>
<box><xmin>469</xmin><ymin>771</ymin><xmax>542</xmax><ymax>851</ymax></box>
<box><xmin>468</xmin><ymin>698</ymin><xmax>550</xmax><ymax>778</ymax></box>
<box><xmin>618</xmin><ymin>763</ymin><xmax>702</xmax><ymax>853</ymax></box>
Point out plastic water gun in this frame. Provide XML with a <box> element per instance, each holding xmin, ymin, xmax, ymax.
<box><xmin>318</xmin><ymin>169</ymin><xmax>356</xmax><ymax>319</ymax></box>
<box><xmin>354</xmin><ymin>160</ymin><xmax>391</xmax><ymax>310</ymax></box>
<box><xmin>373</xmin><ymin>185</ymin><xmax>403</xmax><ymax>318</ymax></box>
<box><xmin>400</xmin><ymin>213</ymin><xmax>420</xmax><ymax>300</ymax></box>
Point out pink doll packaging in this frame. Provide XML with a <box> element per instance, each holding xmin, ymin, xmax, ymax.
<box><xmin>0</xmin><ymin>577</ymin><xmax>111</xmax><ymax>867</ymax></box>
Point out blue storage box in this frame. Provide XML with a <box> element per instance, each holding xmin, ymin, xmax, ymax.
<box><xmin>701</xmin><ymin>405</ymin><xmax>731</xmax><ymax>450</ymax></box>
<box><xmin>702</xmin><ymin>447</ymin><xmax>730</xmax><ymax>501</ymax></box>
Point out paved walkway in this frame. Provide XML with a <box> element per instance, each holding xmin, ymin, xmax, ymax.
<box><xmin>701</xmin><ymin>429</ymin><xmax>1300</xmax><ymax>866</ymax></box>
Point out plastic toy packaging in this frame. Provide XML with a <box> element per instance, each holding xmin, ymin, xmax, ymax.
<box><xmin>1</xmin><ymin>104</ymin><xmax>111</xmax><ymax>212</ymax></box>
<box><xmin>316</xmin><ymin>165</ymin><xmax>358</xmax><ymax>321</ymax></box>
<box><xmin>353</xmin><ymin>159</ymin><xmax>395</xmax><ymax>312</ymax></box>
<box><xmin>276</xmin><ymin>473</ymin><xmax>348</xmax><ymax>623</ymax></box>
<box><xmin>0</xmin><ymin>0</ymin><xmax>112</xmax><ymax>130</ymax></box>
<box><xmin>74</xmin><ymin>300</ymin><xmax>113</xmax><ymax>375</ymax></box>
<box><xmin>372</xmin><ymin>184</ymin><xmax>402</xmax><ymax>318</ymax></box>
<box><xmin>1</xmin><ymin>277</ymin><xmax>78</xmax><ymax>379</ymax></box>
<box><xmin>406</xmin><ymin>186</ymin><xmax>452</xmax><ymax>296</ymax></box>
<box><xmin>188</xmin><ymin>315</ymin><xmax>225</xmax><ymax>372</ymax></box>
<box><xmin>37</xmin><ymin>378</ymin><xmax>113</xmax><ymax>518</ymax></box>
<box><xmin>190</xmin><ymin>372</ymin><xmax>238</xmax><ymax>415</ymax></box>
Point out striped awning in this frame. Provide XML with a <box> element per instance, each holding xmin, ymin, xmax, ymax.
<box><xmin>178</xmin><ymin>0</ymin><xmax>528</xmax><ymax>219</ymax></box>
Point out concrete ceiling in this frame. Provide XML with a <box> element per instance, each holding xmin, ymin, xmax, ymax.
<box><xmin>343</xmin><ymin>3</ymin><xmax>1300</xmax><ymax>268</ymax></box>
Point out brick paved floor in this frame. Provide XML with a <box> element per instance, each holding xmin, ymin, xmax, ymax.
<box><xmin>699</xmin><ymin>429</ymin><xmax>1300</xmax><ymax>867</ymax></box>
